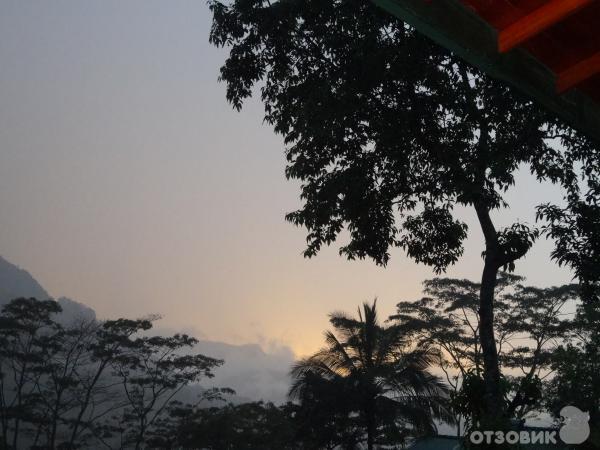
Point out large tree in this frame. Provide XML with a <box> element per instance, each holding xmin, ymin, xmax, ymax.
<box><xmin>209</xmin><ymin>0</ymin><xmax>600</xmax><ymax>419</ymax></box>
<box><xmin>290</xmin><ymin>301</ymin><xmax>452</xmax><ymax>449</ymax></box>
<box><xmin>392</xmin><ymin>275</ymin><xmax>577</xmax><ymax>429</ymax></box>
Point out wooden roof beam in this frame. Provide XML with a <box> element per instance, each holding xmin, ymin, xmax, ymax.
<box><xmin>557</xmin><ymin>51</ymin><xmax>600</xmax><ymax>93</ymax></box>
<box><xmin>498</xmin><ymin>0</ymin><xmax>594</xmax><ymax>53</ymax></box>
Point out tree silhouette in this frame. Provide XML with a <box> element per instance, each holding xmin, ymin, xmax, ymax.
<box><xmin>149</xmin><ymin>400</ymin><xmax>297</xmax><ymax>450</ymax></box>
<box><xmin>0</xmin><ymin>298</ymin><xmax>62</xmax><ymax>449</ymax></box>
<box><xmin>393</xmin><ymin>276</ymin><xmax>577</xmax><ymax>429</ymax></box>
<box><xmin>546</xmin><ymin>303</ymin><xmax>600</xmax><ymax>448</ymax></box>
<box><xmin>65</xmin><ymin>318</ymin><xmax>155</xmax><ymax>448</ymax></box>
<box><xmin>209</xmin><ymin>0</ymin><xmax>600</xmax><ymax>419</ymax></box>
<box><xmin>0</xmin><ymin>298</ymin><xmax>224</xmax><ymax>449</ymax></box>
<box><xmin>291</xmin><ymin>373</ymin><xmax>363</xmax><ymax>449</ymax></box>
<box><xmin>108</xmin><ymin>331</ymin><xmax>222</xmax><ymax>449</ymax></box>
<box><xmin>290</xmin><ymin>301</ymin><xmax>452</xmax><ymax>449</ymax></box>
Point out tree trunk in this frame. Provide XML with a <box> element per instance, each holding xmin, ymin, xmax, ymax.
<box><xmin>135</xmin><ymin>415</ymin><xmax>146</xmax><ymax>450</ymax></box>
<box><xmin>365</xmin><ymin>401</ymin><xmax>375</xmax><ymax>450</ymax></box>
<box><xmin>475</xmin><ymin>202</ymin><xmax>504</xmax><ymax>420</ymax></box>
<box><xmin>68</xmin><ymin>360</ymin><xmax>109</xmax><ymax>447</ymax></box>
<box><xmin>366</xmin><ymin>420</ymin><xmax>375</xmax><ymax>450</ymax></box>
<box><xmin>479</xmin><ymin>257</ymin><xmax>502</xmax><ymax>417</ymax></box>
<box><xmin>50</xmin><ymin>390</ymin><xmax>64</xmax><ymax>450</ymax></box>
<box><xmin>0</xmin><ymin>381</ymin><xmax>8</xmax><ymax>450</ymax></box>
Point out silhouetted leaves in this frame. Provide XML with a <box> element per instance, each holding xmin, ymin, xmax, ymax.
<box><xmin>393</xmin><ymin>277</ymin><xmax>579</xmax><ymax>426</ymax></box>
<box><xmin>209</xmin><ymin>0</ymin><xmax>599</xmax><ymax>279</ymax></box>
<box><xmin>290</xmin><ymin>301</ymin><xmax>452</xmax><ymax>449</ymax></box>
<box><xmin>0</xmin><ymin>298</ymin><xmax>222</xmax><ymax>449</ymax></box>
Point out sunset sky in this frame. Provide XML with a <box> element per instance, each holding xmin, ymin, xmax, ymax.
<box><xmin>0</xmin><ymin>0</ymin><xmax>573</xmax><ymax>357</ymax></box>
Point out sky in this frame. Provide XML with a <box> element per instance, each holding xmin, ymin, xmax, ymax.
<box><xmin>0</xmin><ymin>0</ymin><xmax>574</xmax><ymax>358</ymax></box>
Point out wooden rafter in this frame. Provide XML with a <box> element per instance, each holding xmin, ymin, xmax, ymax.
<box><xmin>498</xmin><ymin>0</ymin><xmax>594</xmax><ymax>53</ymax></box>
<box><xmin>557</xmin><ymin>52</ymin><xmax>600</xmax><ymax>93</ymax></box>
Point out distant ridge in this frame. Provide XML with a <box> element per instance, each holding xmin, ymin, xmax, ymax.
<box><xmin>0</xmin><ymin>255</ymin><xmax>49</xmax><ymax>303</ymax></box>
<box><xmin>0</xmin><ymin>255</ymin><xmax>291</xmax><ymax>402</ymax></box>
<box><xmin>0</xmin><ymin>255</ymin><xmax>95</xmax><ymax>321</ymax></box>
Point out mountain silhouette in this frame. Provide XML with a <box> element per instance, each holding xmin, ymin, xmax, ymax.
<box><xmin>0</xmin><ymin>255</ymin><xmax>95</xmax><ymax>322</ymax></box>
<box><xmin>0</xmin><ymin>255</ymin><xmax>49</xmax><ymax>303</ymax></box>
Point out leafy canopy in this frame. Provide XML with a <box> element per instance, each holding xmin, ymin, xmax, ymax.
<box><xmin>392</xmin><ymin>276</ymin><xmax>578</xmax><ymax>421</ymax></box>
<box><xmin>209</xmin><ymin>0</ymin><xmax>600</xmax><ymax>289</ymax></box>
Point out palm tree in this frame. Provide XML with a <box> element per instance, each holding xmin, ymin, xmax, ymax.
<box><xmin>290</xmin><ymin>300</ymin><xmax>453</xmax><ymax>450</ymax></box>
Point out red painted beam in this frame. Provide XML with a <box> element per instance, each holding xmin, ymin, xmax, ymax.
<box><xmin>498</xmin><ymin>0</ymin><xmax>594</xmax><ymax>53</ymax></box>
<box><xmin>557</xmin><ymin>51</ymin><xmax>600</xmax><ymax>93</ymax></box>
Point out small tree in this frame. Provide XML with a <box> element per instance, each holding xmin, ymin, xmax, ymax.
<box><xmin>112</xmin><ymin>331</ymin><xmax>223</xmax><ymax>449</ymax></box>
<box><xmin>34</xmin><ymin>318</ymin><xmax>98</xmax><ymax>449</ymax></box>
<box><xmin>63</xmin><ymin>318</ymin><xmax>155</xmax><ymax>449</ymax></box>
<box><xmin>209</xmin><ymin>0</ymin><xmax>600</xmax><ymax>419</ymax></box>
<box><xmin>290</xmin><ymin>301</ymin><xmax>452</xmax><ymax>450</ymax></box>
<box><xmin>0</xmin><ymin>298</ymin><xmax>62</xmax><ymax>449</ymax></box>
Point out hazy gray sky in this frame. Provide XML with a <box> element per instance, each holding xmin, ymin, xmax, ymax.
<box><xmin>0</xmin><ymin>0</ymin><xmax>573</xmax><ymax>356</ymax></box>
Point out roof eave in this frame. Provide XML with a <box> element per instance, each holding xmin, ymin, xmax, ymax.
<box><xmin>373</xmin><ymin>0</ymin><xmax>600</xmax><ymax>143</ymax></box>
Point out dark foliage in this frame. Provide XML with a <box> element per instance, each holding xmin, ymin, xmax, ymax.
<box><xmin>393</xmin><ymin>276</ymin><xmax>578</xmax><ymax>429</ymax></box>
<box><xmin>290</xmin><ymin>301</ymin><xmax>452</xmax><ymax>450</ymax></box>
<box><xmin>546</xmin><ymin>303</ymin><xmax>600</xmax><ymax>449</ymax></box>
<box><xmin>0</xmin><ymin>298</ymin><xmax>222</xmax><ymax>450</ymax></box>
<box><xmin>208</xmin><ymin>0</ymin><xmax>600</xmax><ymax>418</ymax></box>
